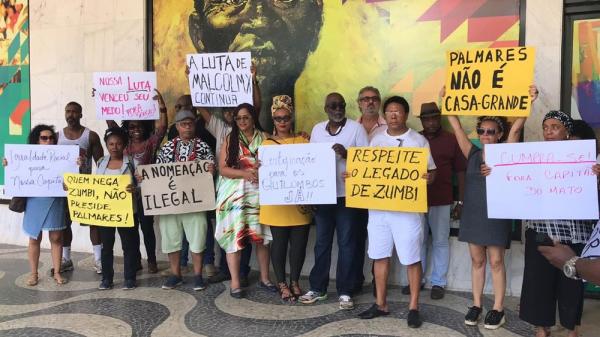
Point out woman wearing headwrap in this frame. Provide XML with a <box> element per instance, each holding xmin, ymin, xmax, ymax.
<box><xmin>518</xmin><ymin>110</ymin><xmax>596</xmax><ymax>337</ymax></box>
<box><xmin>259</xmin><ymin>95</ymin><xmax>312</xmax><ymax>302</ymax></box>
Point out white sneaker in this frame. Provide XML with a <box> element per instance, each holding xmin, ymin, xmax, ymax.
<box><xmin>94</xmin><ymin>260</ymin><xmax>102</xmax><ymax>274</ymax></box>
<box><xmin>339</xmin><ymin>295</ymin><xmax>354</xmax><ymax>310</ymax></box>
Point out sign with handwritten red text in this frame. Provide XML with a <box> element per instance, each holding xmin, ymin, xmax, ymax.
<box><xmin>186</xmin><ymin>52</ymin><xmax>253</xmax><ymax>107</ymax></box>
<box><xmin>485</xmin><ymin>140</ymin><xmax>598</xmax><ymax>219</ymax></box>
<box><xmin>93</xmin><ymin>72</ymin><xmax>159</xmax><ymax>120</ymax></box>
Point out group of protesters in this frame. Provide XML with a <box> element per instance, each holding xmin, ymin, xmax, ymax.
<box><xmin>6</xmin><ymin>67</ymin><xmax>600</xmax><ymax>336</ymax></box>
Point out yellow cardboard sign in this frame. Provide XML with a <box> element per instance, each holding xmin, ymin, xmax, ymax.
<box><xmin>64</xmin><ymin>173</ymin><xmax>134</xmax><ymax>227</ymax></box>
<box><xmin>345</xmin><ymin>147</ymin><xmax>428</xmax><ymax>212</ymax></box>
<box><xmin>443</xmin><ymin>46</ymin><xmax>535</xmax><ymax>117</ymax></box>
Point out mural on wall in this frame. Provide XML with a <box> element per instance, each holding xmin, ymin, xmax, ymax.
<box><xmin>152</xmin><ymin>0</ymin><xmax>521</xmax><ymax>133</ymax></box>
<box><xmin>570</xmin><ymin>18</ymin><xmax>600</xmax><ymax>127</ymax></box>
<box><xmin>0</xmin><ymin>0</ymin><xmax>30</xmax><ymax>188</ymax></box>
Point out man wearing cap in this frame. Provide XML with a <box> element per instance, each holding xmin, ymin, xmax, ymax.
<box><xmin>407</xmin><ymin>102</ymin><xmax>466</xmax><ymax>300</ymax></box>
<box><xmin>154</xmin><ymin>109</ymin><xmax>215</xmax><ymax>291</ymax></box>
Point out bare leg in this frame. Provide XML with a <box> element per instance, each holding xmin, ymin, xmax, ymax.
<box><xmin>168</xmin><ymin>251</ymin><xmax>181</xmax><ymax>277</ymax></box>
<box><xmin>256</xmin><ymin>243</ymin><xmax>271</xmax><ymax>284</ymax></box>
<box><xmin>487</xmin><ymin>246</ymin><xmax>506</xmax><ymax>311</ymax></box>
<box><xmin>49</xmin><ymin>230</ymin><xmax>64</xmax><ymax>282</ymax></box>
<box><xmin>191</xmin><ymin>252</ymin><xmax>203</xmax><ymax>275</ymax></box>
<box><xmin>407</xmin><ymin>261</ymin><xmax>423</xmax><ymax>310</ymax></box>
<box><xmin>28</xmin><ymin>234</ymin><xmax>42</xmax><ymax>275</ymax></box>
<box><xmin>373</xmin><ymin>258</ymin><xmax>390</xmax><ymax>311</ymax></box>
<box><xmin>567</xmin><ymin>328</ymin><xmax>579</xmax><ymax>337</ymax></box>
<box><xmin>226</xmin><ymin>251</ymin><xmax>242</xmax><ymax>289</ymax></box>
<box><xmin>469</xmin><ymin>244</ymin><xmax>487</xmax><ymax>307</ymax></box>
<box><xmin>89</xmin><ymin>225</ymin><xmax>101</xmax><ymax>245</ymax></box>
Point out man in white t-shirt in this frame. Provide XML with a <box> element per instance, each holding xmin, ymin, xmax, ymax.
<box><xmin>357</xmin><ymin>96</ymin><xmax>436</xmax><ymax>329</ymax></box>
<box><xmin>299</xmin><ymin>92</ymin><xmax>369</xmax><ymax>310</ymax></box>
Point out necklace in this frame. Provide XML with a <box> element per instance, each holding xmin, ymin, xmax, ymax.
<box><xmin>326</xmin><ymin>118</ymin><xmax>347</xmax><ymax>136</ymax></box>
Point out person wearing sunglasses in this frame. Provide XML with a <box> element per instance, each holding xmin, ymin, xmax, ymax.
<box><xmin>3</xmin><ymin>125</ymin><xmax>68</xmax><ymax>286</ymax></box>
<box><xmin>299</xmin><ymin>93</ymin><xmax>369</xmax><ymax>310</ymax></box>
<box><xmin>258</xmin><ymin>95</ymin><xmax>312</xmax><ymax>302</ymax></box>
<box><xmin>216</xmin><ymin>103</ymin><xmax>274</xmax><ymax>298</ymax></box>
<box><xmin>446</xmin><ymin>85</ymin><xmax>537</xmax><ymax>330</ymax></box>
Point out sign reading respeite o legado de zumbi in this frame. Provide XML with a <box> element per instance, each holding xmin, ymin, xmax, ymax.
<box><xmin>93</xmin><ymin>72</ymin><xmax>159</xmax><ymax>120</ymax></box>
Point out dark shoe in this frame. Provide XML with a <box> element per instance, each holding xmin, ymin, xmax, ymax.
<box><xmin>230</xmin><ymin>288</ymin><xmax>246</xmax><ymax>299</ymax></box>
<box><xmin>98</xmin><ymin>279</ymin><xmax>113</xmax><ymax>290</ymax></box>
<box><xmin>193</xmin><ymin>275</ymin><xmax>207</xmax><ymax>291</ymax></box>
<box><xmin>484</xmin><ymin>310</ymin><xmax>505</xmax><ymax>330</ymax></box>
<box><xmin>162</xmin><ymin>275</ymin><xmax>183</xmax><ymax>289</ymax></box>
<box><xmin>240</xmin><ymin>275</ymin><xmax>249</xmax><ymax>288</ymax></box>
<box><xmin>258</xmin><ymin>281</ymin><xmax>278</xmax><ymax>293</ymax></box>
<box><xmin>208</xmin><ymin>272</ymin><xmax>231</xmax><ymax>284</ymax></box>
<box><xmin>147</xmin><ymin>262</ymin><xmax>158</xmax><ymax>274</ymax></box>
<box><xmin>122</xmin><ymin>279</ymin><xmax>136</xmax><ymax>290</ymax></box>
<box><xmin>407</xmin><ymin>309</ymin><xmax>422</xmax><ymax>328</ymax></box>
<box><xmin>359</xmin><ymin>304</ymin><xmax>390</xmax><ymax>319</ymax></box>
<box><xmin>465</xmin><ymin>306</ymin><xmax>482</xmax><ymax>326</ymax></box>
<box><xmin>430</xmin><ymin>285</ymin><xmax>445</xmax><ymax>300</ymax></box>
<box><xmin>401</xmin><ymin>283</ymin><xmax>424</xmax><ymax>295</ymax></box>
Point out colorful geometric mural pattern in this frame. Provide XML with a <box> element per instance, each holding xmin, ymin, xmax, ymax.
<box><xmin>570</xmin><ymin>18</ymin><xmax>600</xmax><ymax>127</ymax></box>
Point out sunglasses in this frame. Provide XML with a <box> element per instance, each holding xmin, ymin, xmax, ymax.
<box><xmin>39</xmin><ymin>135</ymin><xmax>55</xmax><ymax>141</ymax></box>
<box><xmin>326</xmin><ymin>102</ymin><xmax>346</xmax><ymax>110</ymax></box>
<box><xmin>359</xmin><ymin>96</ymin><xmax>380</xmax><ymax>103</ymax></box>
<box><xmin>273</xmin><ymin>116</ymin><xmax>291</xmax><ymax>123</ymax></box>
<box><xmin>476</xmin><ymin>128</ymin><xmax>497</xmax><ymax>136</ymax></box>
<box><xmin>235</xmin><ymin>116</ymin><xmax>251</xmax><ymax>122</ymax></box>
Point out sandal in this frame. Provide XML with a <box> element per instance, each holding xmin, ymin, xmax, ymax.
<box><xmin>26</xmin><ymin>273</ymin><xmax>38</xmax><ymax>286</ymax></box>
<box><xmin>53</xmin><ymin>271</ymin><xmax>68</xmax><ymax>285</ymax></box>
<box><xmin>290</xmin><ymin>281</ymin><xmax>302</xmax><ymax>298</ymax></box>
<box><xmin>278</xmin><ymin>282</ymin><xmax>293</xmax><ymax>302</ymax></box>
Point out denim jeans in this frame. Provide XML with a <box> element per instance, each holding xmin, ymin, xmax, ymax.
<box><xmin>308</xmin><ymin>198</ymin><xmax>366</xmax><ymax>296</ymax></box>
<box><xmin>180</xmin><ymin>217</ymin><xmax>215</xmax><ymax>266</ymax></box>
<box><xmin>420</xmin><ymin>204</ymin><xmax>451</xmax><ymax>287</ymax></box>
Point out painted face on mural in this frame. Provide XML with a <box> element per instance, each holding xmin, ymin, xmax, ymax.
<box><xmin>190</xmin><ymin>0</ymin><xmax>323</xmax><ymax>129</ymax></box>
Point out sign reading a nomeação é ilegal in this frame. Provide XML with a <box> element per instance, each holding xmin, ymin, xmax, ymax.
<box><xmin>345</xmin><ymin>147</ymin><xmax>429</xmax><ymax>212</ymax></box>
<box><xmin>443</xmin><ymin>47</ymin><xmax>535</xmax><ymax>117</ymax></box>
<box><xmin>485</xmin><ymin>140</ymin><xmax>599</xmax><ymax>220</ymax></box>
<box><xmin>64</xmin><ymin>173</ymin><xmax>134</xmax><ymax>227</ymax></box>
<box><xmin>258</xmin><ymin>143</ymin><xmax>337</xmax><ymax>205</ymax></box>
<box><xmin>93</xmin><ymin>72</ymin><xmax>159</xmax><ymax>120</ymax></box>
<box><xmin>138</xmin><ymin>161</ymin><xmax>215</xmax><ymax>215</ymax></box>
<box><xmin>187</xmin><ymin>52</ymin><xmax>253</xmax><ymax>107</ymax></box>
<box><xmin>4</xmin><ymin>144</ymin><xmax>79</xmax><ymax>197</ymax></box>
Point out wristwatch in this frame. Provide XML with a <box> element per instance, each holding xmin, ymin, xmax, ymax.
<box><xmin>563</xmin><ymin>256</ymin><xmax>580</xmax><ymax>280</ymax></box>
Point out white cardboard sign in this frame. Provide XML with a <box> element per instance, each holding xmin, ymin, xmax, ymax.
<box><xmin>4</xmin><ymin>144</ymin><xmax>79</xmax><ymax>197</ymax></box>
<box><xmin>93</xmin><ymin>72</ymin><xmax>159</xmax><ymax>120</ymax></box>
<box><xmin>258</xmin><ymin>143</ymin><xmax>337</xmax><ymax>205</ymax></box>
<box><xmin>582</xmin><ymin>222</ymin><xmax>600</xmax><ymax>259</ymax></box>
<box><xmin>186</xmin><ymin>52</ymin><xmax>253</xmax><ymax>107</ymax></box>
<box><xmin>485</xmin><ymin>140</ymin><xmax>599</xmax><ymax>220</ymax></box>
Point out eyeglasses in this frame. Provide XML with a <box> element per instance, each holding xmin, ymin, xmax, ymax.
<box><xmin>235</xmin><ymin>116</ymin><xmax>251</xmax><ymax>122</ymax></box>
<box><xmin>326</xmin><ymin>102</ymin><xmax>346</xmax><ymax>110</ymax></box>
<box><xmin>476</xmin><ymin>128</ymin><xmax>497</xmax><ymax>136</ymax></box>
<box><xmin>359</xmin><ymin>96</ymin><xmax>380</xmax><ymax>103</ymax></box>
<box><xmin>39</xmin><ymin>135</ymin><xmax>55</xmax><ymax>141</ymax></box>
<box><xmin>273</xmin><ymin>116</ymin><xmax>291</xmax><ymax>123</ymax></box>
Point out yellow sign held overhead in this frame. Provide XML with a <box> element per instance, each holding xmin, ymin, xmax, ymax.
<box><xmin>64</xmin><ymin>173</ymin><xmax>134</xmax><ymax>227</ymax></box>
<box><xmin>345</xmin><ymin>147</ymin><xmax>428</xmax><ymax>213</ymax></box>
<box><xmin>443</xmin><ymin>46</ymin><xmax>536</xmax><ymax>117</ymax></box>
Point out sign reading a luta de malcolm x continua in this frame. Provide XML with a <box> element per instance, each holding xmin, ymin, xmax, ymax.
<box><xmin>138</xmin><ymin>161</ymin><xmax>215</xmax><ymax>215</ymax></box>
<box><xmin>443</xmin><ymin>46</ymin><xmax>535</xmax><ymax>117</ymax></box>
<box><xmin>345</xmin><ymin>147</ymin><xmax>429</xmax><ymax>213</ymax></box>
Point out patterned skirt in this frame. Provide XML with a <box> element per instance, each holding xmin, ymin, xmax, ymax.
<box><xmin>215</xmin><ymin>176</ymin><xmax>272</xmax><ymax>253</ymax></box>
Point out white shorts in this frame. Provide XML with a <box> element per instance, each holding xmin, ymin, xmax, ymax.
<box><xmin>367</xmin><ymin>210</ymin><xmax>423</xmax><ymax>265</ymax></box>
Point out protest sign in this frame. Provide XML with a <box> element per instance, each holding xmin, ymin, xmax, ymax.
<box><xmin>64</xmin><ymin>173</ymin><xmax>134</xmax><ymax>227</ymax></box>
<box><xmin>93</xmin><ymin>72</ymin><xmax>159</xmax><ymax>120</ymax></box>
<box><xmin>4</xmin><ymin>145</ymin><xmax>79</xmax><ymax>197</ymax></box>
<box><xmin>258</xmin><ymin>143</ymin><xmax>337</xmax><ymax>205</ymax></box>
<box><xmin>187</xmin><ymin>52</ymin><xmax>253</xmax><ymax>107</ymax></box>
<box><xmin>138</xmin><ymin>161</ymin><xmax>215</xmax><ymax>215</ymax></box>
<box><xmin>345</xmin><ymin>147</ymin><xmax>429</xmax><ymax>212</ymax></box>
<box><xmin>443</xmin><ymin>47</ymin><xmax>535</xmax><ymax>117</ymax></box>
<box><xmin>486</xmin><ymin>140</ymin><xmax>598</xmax><ymax>220</ymax></box>
<box><xmin>582</xmin><ymin>223</ymin><xmax>600</xmax><ymax>259</ymax></box>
